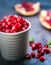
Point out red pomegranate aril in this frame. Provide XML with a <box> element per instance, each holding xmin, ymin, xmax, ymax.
<box><xmin>7</xmin><ymin>20</ymin><xmax>12</xmax><ymax>26</ymax></box>
<box><xmin>26</xmin><ymin>54</ymin><xmax>31</xmax><ymax>59</ymax></box>
<box><xmin>29</xmin><ymin>42</ymin><xmax>34</xmax><ymax>46</ymax></box>
<box><xmin>5</xmin><ymin>29</ymin><xmax>10</xmax><ymax>33</ymax></box>
<box><xmin>38</xmin><ymin>48</ymin><xmax>42</xmax><ymax>53</ymax></box>
<box><xmin>3</xmin><ymin>16</ymin><xmax>7</xmax><ymax>22</ymax></box>
<box><xmin>35</xmin><ymin>53</ymin><xmax>41</xmax><ymax>58</ymax></box>
<box><xmin>32</xmin><ymin>44</ymin><xmax>36</xmax><ymax>50</ymax></box>
<box><xmin>47</xmin><ymin>12</ymin><xmax>51</xmax><ymax>16</ymax></box>
<box><xmin>46</xmin><ymin>48</ymin><xmax>50</xmax><ymax>54</ymax></box>
<box><xmin>42</xmin><ymin>47</ymin><xmax>47</xmax><ymax>52</ymax></box>
<box><xmin>36</xmin><ymin>42</ymin><xmax>42</xmax><ymax>49</ymax></box>
<box><xmin>31</xmin><ymin>52</ymin><xmax>35</xmax><ymax>58</ymax></box>
<box><xmin>1</xmin><ymin>22</ymin><xmax>6</xmax><ymax>28</ymax></box>
<box><xmin>22</xmin><ymin>27</ymin><xmax>25</xmax><ymax>31</ymax></box>
<box><xmin>24</xmin><ymin>25</ymin><xmax>28</xmax><ymax>29</ymax></box>
<box><xmin>40</xmin><ymin>49</ymin><xmax>45</xmax><ymax>55</ymax></box>
<box><xmin>44</xmin><ymin>44</ymin><xmax>48</xmax><ymax>48</ymax></box>
<box><xmin>11</xmin><ymin>26</ymin><xmax>17</xmax><ymax>32</ymax></box>
<box><xmin>0</xmin><ymin>26</ymin><xmax>2</xmax><ymax>31</ymax></box>
<box><xmin>45</xmin><ymin>16</ymin><xmax>51</xmax><ymax>26</ymax></box>
<box><xmin>40</xmin><ymin>56</ymin><xmax>45</xmax><ymax>62</ymax></box>
<box><xmin>15</xmin><ymin>23</ymin><xmax>21</xmax><ymax>29</ymax></box>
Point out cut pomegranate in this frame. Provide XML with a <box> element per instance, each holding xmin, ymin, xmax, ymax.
<box><xmin>45</xmin><ymin>12</ymin><xmax>51</xmax><ymax>26</ymax></box>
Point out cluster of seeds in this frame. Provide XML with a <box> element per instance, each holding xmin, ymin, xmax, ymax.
<box><xmin>21</xmin><ymin>2</ymin><xmax>34</xmax><ymax>11</ymax></box>
<box><xmin>0</xmin><ymin>15</ymin><xmax>29</xmax><ymax>33</ymax></box>
<box><xmin>25</xmin><ymin>37</ymin><xmax>51</xmax><ymax>62</ymax></box>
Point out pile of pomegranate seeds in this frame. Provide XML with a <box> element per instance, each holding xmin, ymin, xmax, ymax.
<box><xmin>0</xmin><ymin>15</ymin><xmax>29</xmax><ymax>33</ymax></box>
<box><xmin>45</xmin><ymin>12</ymin><xmax>51</xmax><ymax>26</ymax></box>
<box><xmin>25</xmin><ymin>38</ymin><xmax>51</xmax><ymax>62</ymax></box>
<box><xmin>22</xmin><ymin>2</ymin><xmax>34</xmax><ymax>11</ymax></box>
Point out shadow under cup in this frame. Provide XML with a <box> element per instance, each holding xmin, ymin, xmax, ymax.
<box><xmin>0</xmin><ymin>19</ymin><xmax>31</xmax><ymax>61</ymax></box>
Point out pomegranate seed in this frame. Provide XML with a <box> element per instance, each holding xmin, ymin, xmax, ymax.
<box><xmin>35</xmin><ymin>53</ymin><xmax>41</xmax><ymax>58</ymax></box>
<box><xmin>31</xmin><ymin>52</ymin><xmax>35</xmax><ymax>58</ymax></box>
<box><xmin>42</xmin><ymin>47</ymin><xmax>47</xmax><ymax>52</ymax></box>
<box><xmin>38</xmin><ymin>48</ymin><xmax>42</xmax><ymax>53</ymax></box>
<box><xmin>44</xmin><ymin>44</ymin><xmax>48</xmax><ymax>48</ymax></box>
<box><xmin>5</xmin><ymin>29</ymin><xmax>10</xmax><ymax>33</ymax></box>
<box><xmin>1</xmin><ymin>22</ymin><xmax>6</xmax><ymax>28</ymax></box>
<box><xmin>40</xmin><ymin>49</ymin><xmax>45</xmax><ymax>55</ymax></box>
<box><xmin>36</xmin><ymin>42</ymin><xmax>42</xmax><ymax>49</ymax></box>
<box><xmin>32</xmin><ymin>44</ymin><xmax>36</xmax><ymax>50</ymax></box>
<box><xmin>29</xmin><ymin>42</ymin><xmax>34</xmax><ymax>46</ymax></box>
<box><xmin>26</xmin><ymin>54</ymin><xmax>31</xmax><ymax>59</ymax></box>
<box><xmin>22</xmin><ymin>27</ymin><xmax>25</xmax><ymax>31</ymax></box>
<box><xmin>45</xmin><ymin>48</ymin><xmax>50</xmax><ymax>54</ymax></box>
<box><xmin>40</xmin><ymin>56</ymin><xmax>45</xmax><ymax>62</ymax></box>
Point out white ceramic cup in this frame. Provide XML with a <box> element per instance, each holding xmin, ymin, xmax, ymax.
<box><xmin>0</xmin><ymin>19</ymin><xmax>31</xmax><ymax>61</ymax></box>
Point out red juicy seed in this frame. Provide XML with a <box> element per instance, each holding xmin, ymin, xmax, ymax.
<box><xmin>5</xmin><ymin>29</ymin><xmax>10</xmax><ymax>33</ymax></box>
<box><xmin>40</xmin><ymin>49</ymin><xmax>45</xmax><ymax>55</ymax></box>
<box><xmin>32</xmin><ymin>44</ymin><xmax>36</xmax><ymax>50</ymax></box>
<box><xmin>1</xmin><ymin>22</ymin><xmax>6</xmax><ymax>28</ymax></box>
<box><xmin>15</xmin><ymin>23</ymin><xmax>21</xmax><ymax>29</ymax></box>
<box><xmin>38</xmin><ymin>48</ymin><xmax>42</xmax><ymax>53</ymax></box>
<box><xmin>2</xmin><ymin>28</ymin><xmax>6</xmax><ymax>32</ymax></box>
<box><xmin>26</xmin><ymin>54</ymin><xmax>31</xmax><ymax>59</ymax></box>
<box><xmin>40</xmin><ymin>56</ymin><xmax>45</xmax><ymax>62</ymax></box>
<box><xmin>45</xmin><ymin>48</ymin><xmax>50</xmax><ymax>54</ymax></box>
<box><xmin>36</xmin><ymin>42</ymin><xmax>42</xmax><ymax>49</ymax></box>
<box><xmin>0</xmin><ymin>26</ymin><xmax>2</xmax><ymax>31</ymax></box>
<box><xmin>3</xmin><ymin>16</ymin><xmax>7</xmax><ymax>22</ymax></box>
<box><xmin>45</xmin><ymin>18</ymin><xmax>51</xmax><ymax>26</ymax></box>
<box><xmin>35</xmin><ymin>53</ymin><xmax>41</xmax><ymax>58</ymax></box>
<box><xmin>31</xmin><ymin>52</ymin><xmax>35</xmax><ymax>58</ymax></box>
<box><xmin>0</xmin><ymin>21</ymin><xmax>2</xmax><ymax>25</ymax></box>
<box><xmin>22</xmin><ymin>27</ymin><xmax>25</xmax><ymax>31</ymax></box>
<box><xmin>29</xmin><ymin>42</ymin><xmax>34</xmax><ymax>46</ymax></box>
<box><xmin>7</xmin><ymin>20</ymin><xmax>12</xmax><ymax>26</ymax></box>
<box><xmin>44</xmin><ymin>44</ymin><xmax>48</xmax><ymax>48</ymax></box>
<box><xmin>24</xmin><ymin>25</ymin><xmax>28</xmax><ymax>29</ymax></box>
<box><xmin>47</xmin><ymin>12</ymin><xmax>51</xmax><ymax>16</ymax></box>
<box><xmin>10</xmin><ymin>26</ymin><xmax>17</xmax><ymax>33</ymax></box>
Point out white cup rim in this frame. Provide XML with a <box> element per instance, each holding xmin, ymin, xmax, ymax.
<box><xmin>0</xmin><ymin>19</ymin><xmax>31</xmax><ymax>35</ymax></box>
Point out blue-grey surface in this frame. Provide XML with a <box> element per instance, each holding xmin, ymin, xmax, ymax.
<box><xmin>0</xmin><ymin>0</ymin><xmax>51</xmax><ymax>65</ymax></box>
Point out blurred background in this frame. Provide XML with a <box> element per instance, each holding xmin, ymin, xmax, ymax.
<box><xmin>0</xmin><ymin>0</ymin><xmax>51</xmax><ymax>19</ymax></box>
